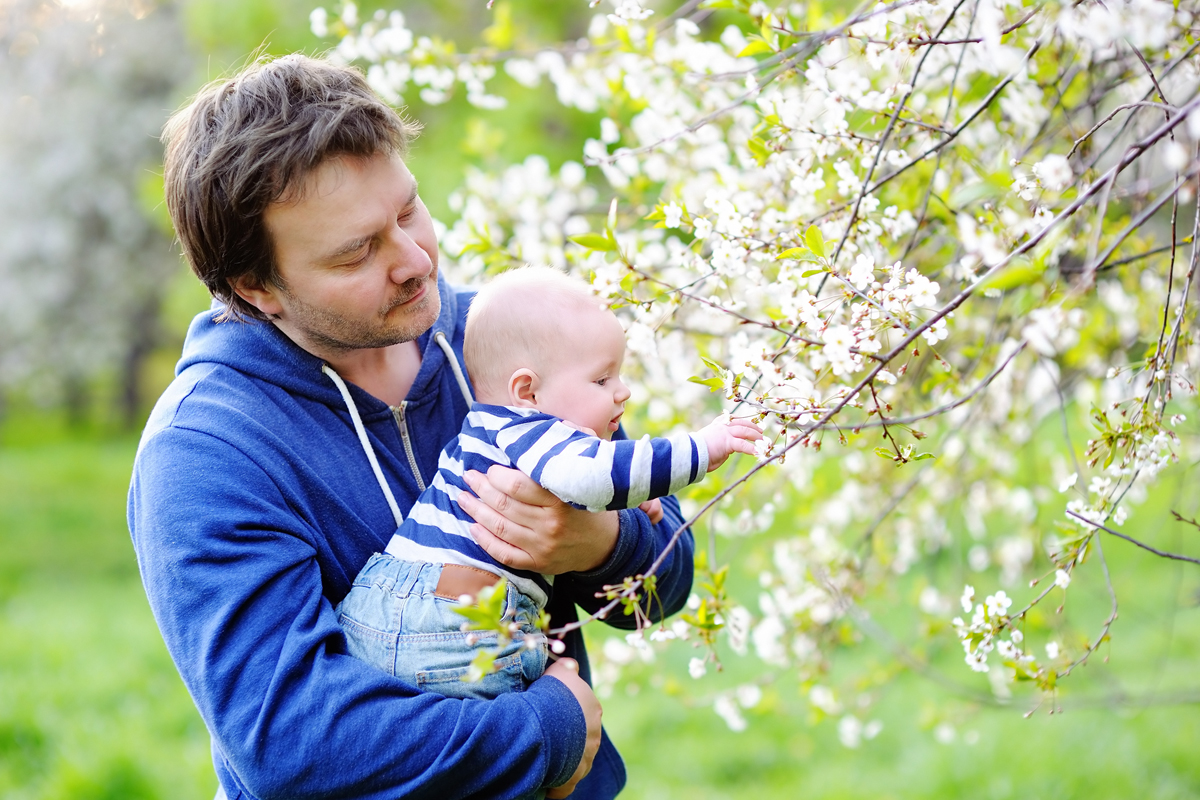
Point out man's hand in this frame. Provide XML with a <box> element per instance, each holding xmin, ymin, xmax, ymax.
<box><xmin>699</xmin><ymin>417</ymin><xmax>763</xmax><ymax>471</ymax></box>
<box><xmin>458</xmin><ymin>466</ymin><xmax>620</xmax><ymax>574</ymax></box>
<box><xmin>541</xmin><ymin>659</ymin><xmax>602</xmax><ymax>799</ymax></box>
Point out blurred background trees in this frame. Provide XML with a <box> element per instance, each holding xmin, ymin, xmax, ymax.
<box><xmin>0</xmin><ymin>0</ymin><xmax>191</xmax><ymax>425</ymax></box>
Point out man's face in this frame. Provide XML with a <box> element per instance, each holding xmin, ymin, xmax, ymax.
<box><xmin>253</xmin><ymin>151</ymin><xmax>440</xmax><ymax>354</ymax></box>
<box><xmin>533</xmin><ymin>306</ymin><xmax>631</xmax><ymax>440</ymax></box>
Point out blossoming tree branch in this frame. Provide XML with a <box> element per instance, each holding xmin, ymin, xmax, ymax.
<box><xmin>312</xmin><ymin>0</ymin><xmax>1200</xmax><ymax>732</ymax></box>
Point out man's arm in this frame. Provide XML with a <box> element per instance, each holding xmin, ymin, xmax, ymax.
<box><xmin>130</xmin><ymin>428</ymin><xmax>586</xmax><ymax>800</ymax></box>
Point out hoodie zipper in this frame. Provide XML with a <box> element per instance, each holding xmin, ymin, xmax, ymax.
<box><xmin>391</xmin><ymin>402</ymin><xmax>427</xmax><ymax>491</ymax></box>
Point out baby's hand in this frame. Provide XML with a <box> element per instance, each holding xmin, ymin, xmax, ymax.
<box><xmin>637</xmin><ymin>498</ymin><xmax>664</xmax><ymax>524</ymax></box>
<box><xmin>699</xmin><ymin>416</ymin><xmax>763</xmax><ymax>471</ymax></box>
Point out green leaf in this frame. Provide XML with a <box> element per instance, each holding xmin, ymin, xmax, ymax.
<box><xmin>689</xmin><ymin>376</ymin><xmax>725</xmax><ymax>391</ymax></box>
<box><xmin>700</xmin><ymin>356</ymin><xmax>724</xmax><ymax>374</ymax></box>
<box><xmin>800</xmin><ymin>268</ymin><xmax>824</xmax><ymax>277</ymax></box>
<box><xmin>776</xmin><ymin>247</ymin><xmax>811</xmax><ymax>261</ymax></box>
<box><xmin>912</xmin><ymin>453</ymin><xmax>936</xmax><ymax>461</ymax></box>
<box><xmin>463</xmin><ymin>650</ymin><xmax>497</xmax><ymax>682</ymax></box>
<box><xmin>804</xmin><ymin>225</ymin><xmax>827</xmax><ymax>259</ymax></box>
<box><xmin>980</xmin><ymin>261</ymin><xmax>1043</xmax><ymax>292</ymax></box>
<box><xmin>874</xmin><ymin>447</ymin><xmax>896</xmax><ymax>460</ymax></box>
<box><xmin>747</xmin><ymin>135</ymin><xmax>771</xmax><ymax>166</ymax></box>
<box><xmin>481</xmin><ymin>1</ymin><xmax>513</xmax><ymax>49</ymax></box>
<box><xmin>760</xmin><ymin>14</ymin><xmax>774</xmax><ymax>40</ymax></box>
<box><xmin>736</xmin><ymin>38</ymin><xmax>774</xmax><ymax>57</ymax></box>
<box><xmin>569</xmin><ymin>233</ymin><xmax>616</xmax><ymax>252</ymax></box>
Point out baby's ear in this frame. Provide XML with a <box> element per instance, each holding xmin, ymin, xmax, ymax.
<box><xmin>508</xmin><ymin>368</ymin><xmax>540</xmax><ymax>408</ymax></box>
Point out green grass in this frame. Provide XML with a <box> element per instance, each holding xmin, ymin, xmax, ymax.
<box><xmin>0</xmin><ymin>424</ymin><xmax>214</xmax><ymax>799</ymax></box>
<box><xmin>2</xmin><ymin>421</ymin><xmax>1198</xmax><ymax>798</ymax></box>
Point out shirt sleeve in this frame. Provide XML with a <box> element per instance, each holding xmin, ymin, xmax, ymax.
<box><xmin>129</xmin><ymin>427</ymin><xmax>585</xmax><ymax>800</ymax></box>
<box><xmin>495</xmin><ymin>416</ymin><xmax>709</xmax><ymax>512</ymax></box>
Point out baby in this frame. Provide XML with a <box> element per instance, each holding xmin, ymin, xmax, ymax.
<box><xmin>336</xmin><ymin>266</ymin><xmax>760</xmax><ymax>701</ymax></box>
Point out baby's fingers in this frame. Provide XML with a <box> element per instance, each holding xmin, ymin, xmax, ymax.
<box><xmin>729</xmin><ymin>436</ymin><xmax>760</xmax><ymax>456</ymax></box>
<box><xmin>728</xmin><ymin>419</ymin><xmax>764</xmax><ymax>440</ymax></box>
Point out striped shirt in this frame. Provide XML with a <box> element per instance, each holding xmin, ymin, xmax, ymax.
<box><xmin>384</xmin><ymin>403</ymin><xmax>708</xmax><ymax>608</ymax></box>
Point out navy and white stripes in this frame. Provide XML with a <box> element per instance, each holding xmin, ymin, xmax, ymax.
<box><xmin>383</xmin><ymin>403</ymin><xmax>708</xmax><ymax>608</ymax></box>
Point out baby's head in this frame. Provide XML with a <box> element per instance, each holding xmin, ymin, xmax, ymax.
<box><xmin>464</xmin><ymin>266</ymin><xmax>631</xmax><ymax>439</ymax></box>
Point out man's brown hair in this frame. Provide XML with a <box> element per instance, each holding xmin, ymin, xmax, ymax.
<box><xmin>162</xmin><ymin>54</ymin><xmax>420</xmax><ymax>321</ymax></box>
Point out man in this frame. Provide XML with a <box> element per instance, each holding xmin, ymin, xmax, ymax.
<box><xmin>127</xmin><ymin>54</ymin><xmax>694</xmax><ymax>799</ymax></box>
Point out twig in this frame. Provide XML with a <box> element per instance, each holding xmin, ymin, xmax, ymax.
<box><xmin>1057</xmin><ymin>535</ymin><xmax>1119</xmax><ymax>679</ymax></box>
<box><xmin>1081</xmin><ymin>169</ymin><xmax>1196</xmax><ymax>284</ymax></box>
<box><xmin>1066</xmin><ymin>510</ymin><xmax>1200</xmax><ymax>566</ymax></box>
<box><xmin>848</xmin><ymin>340</ymin><xmax>1026</xmax><ymax>429</ymax></box>
<box><xmin>1096</xmin><ymin>239</ymin><xmax>1194</xmax><ymax>272</ymax></box>
<box><xmin>1066</xmin><ymin>102</ymin><xmax>1174</xmax><ymax>159</ymax></box>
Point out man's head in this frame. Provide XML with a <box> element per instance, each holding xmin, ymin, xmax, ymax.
<box><xmin>465</xmin><ymin>267</ymin><xmax>631</xmax><ymax>439</ymax></box>
<box><xmin>162</xmin><ymin>54</ymin><xmax>422</xmax><ymax>324</ymax></box>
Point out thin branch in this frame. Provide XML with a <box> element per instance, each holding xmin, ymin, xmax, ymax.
<box><xmin>1097</xmin><ymin>239</ymin><xmax>1194</xmax><ymax>272</ymax></box>
<box><xmin>586</xmin><ymin>0</ymin><xmax>927</xmax><ymax>165</ymax></box>
<box><xmin>813</xmin><ymin>37</ymin><xmax>1045</xmax><ymax>226</ymax></box>
<box><xmin>828</xmin><ymin>0</ymin><xmax>972</xmax><ymax>271</ymax></box>
<box><xmin>849</xmin><ymin>340</ymin><xmax>1026</xmax><ymax>429</ymax></box>
<box><xmin>1128</xmin><ymin>41</ymin><xmax>1172</xmax><ymax>116</ymax></box>
<box><xmin>1066</xmin><ymin>510</ymin><xmax>1200</xmax><ymax>566</ymax></box>
<box><xmin>1057</xmin><ymin>535</ymin><xmax>1119</xmax><ymax>679</ymax></box>
<box><xmin>1067</xmin><ymin>102</ymin><xmax>1175</xmax><ymax>159</ymax></box>
<box><xmin>1081</xmin><ymin>169</ymin><xmax>1195</xmax><ymax>285</ymax></box>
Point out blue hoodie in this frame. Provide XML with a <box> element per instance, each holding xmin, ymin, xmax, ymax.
<box><xmin>128</xmin><ymin>275</ymin><xmax>694</xmax><ymax>800</ymax></box>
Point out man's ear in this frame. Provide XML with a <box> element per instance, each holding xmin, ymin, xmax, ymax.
<box><xmin>509</xmin><ymin>368</ymin><xmax>540</xmax><ymax>408</ymax></box>
<box><xmin>230</xmin><ymin>273</ymin><xmax>285</xmax><ymax>318</ymax></box>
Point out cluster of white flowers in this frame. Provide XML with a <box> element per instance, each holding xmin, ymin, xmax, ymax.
<box><xmin>317</xmin><ymin>4</ymin><xmax>509</xmax><ymax>108</ymax></box>
<box><xmin>439</xmin><ymin>156</ymin><xmax>596</xmax><ymax>277</ymax></box>
<box><xmin>951</xmin><ymin>586</ymin><xmax>1035</xmax><ymax>674</ymax></box>
<box><xmin>751</xmin><ymin>533</ymin><xmax>857</xmax><ymax>669</ymax></box>
<box><xmin>712</xmin><ymin>684</ymin><xmax>762</xmax><ymax>732</ymax></box>
<box><xmin>1057</xmin><ymin>0</ymin><xmax>1183</xmax><ymax>52</ymax></box>
<box><xmin>319</xmin><ymin>0</ymin><xmax>1200</xmax><ymax>712</ymax></box>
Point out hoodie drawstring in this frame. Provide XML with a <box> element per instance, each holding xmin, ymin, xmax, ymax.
<box><xmin>323</xmin><ymin>336</ymin><xmax>473</xmax><ymax>528</ymax></box>
<box><xmin>434</xmin><ymin>332</ymin><xmax>474</xmax><ymax>405</ymax></box>
<box><xmin>322</xmin><ymin>364</ymin><xmax>405</xmax><ymax>528</ymax></box>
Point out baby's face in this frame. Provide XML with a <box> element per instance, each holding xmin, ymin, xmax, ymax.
<box><xmin>533</xmin><ymin>306</ymin><xmax>630</xmax><ymax>439</ymax></box>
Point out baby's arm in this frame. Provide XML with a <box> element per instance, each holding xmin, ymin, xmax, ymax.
<box><xmin>501</xmin><ymin>414</ymin><xmax>761</xmax><ymax>513</ymax></box>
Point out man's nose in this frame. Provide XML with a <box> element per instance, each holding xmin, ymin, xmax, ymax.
<box><xmin>384</xmin><ymin>223</ymin><xmax>432</xmax><ymax>283</ymax></box>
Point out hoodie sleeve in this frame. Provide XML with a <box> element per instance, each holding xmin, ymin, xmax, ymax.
<box><xmin>129</xmin><ymin>426</ymin><xmax>585</xmax><ymax>800</ymax></box>
<box><xmin>565</xmin><ymin>497</ymin><xmax>695</xmax><ymax>629</ymax></box>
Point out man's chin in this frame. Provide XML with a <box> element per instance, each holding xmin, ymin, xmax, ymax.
<box><xmin>372</xmin><ymin>290</ymin><xmax>440</xmax><ymax>347</ymax></box>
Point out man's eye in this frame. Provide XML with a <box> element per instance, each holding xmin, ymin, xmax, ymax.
<box><xmin>398</xmin><ymin>209</ymin><xmax>416</xmax><ymax>224</ymax></box>
<box><xmin>342</xmin><ymin>248</ymin><xmax>370</xmax><ymax>267</ymax></box>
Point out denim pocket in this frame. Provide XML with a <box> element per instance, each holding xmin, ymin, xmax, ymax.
<box><xmin>416</xmin><ymin>649</ymin><xmax>526</xmax><ymax>699</ymax></box>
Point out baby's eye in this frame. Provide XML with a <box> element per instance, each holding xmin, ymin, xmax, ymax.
<box><xmin>595</xmin><ymin>377</ymin><xmax>608</xmax><ymax>386</ymax></box>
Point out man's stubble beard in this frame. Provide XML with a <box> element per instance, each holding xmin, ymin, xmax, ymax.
<box><xmin>276</xmin><ymin>272</ymin><xmax>440</xmax><ymax>353</ymax></box>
